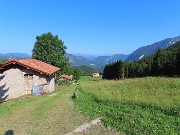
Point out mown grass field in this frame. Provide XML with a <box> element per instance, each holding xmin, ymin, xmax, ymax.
<box><xmin>0</xmin><ymin>86</ymin><xmax>91</xmax><ymax>135</ymax></box>
<box><xmin>0</xmin><ymin>84</ymin><xmax>119</xmax><ymax>135</ymax></box>
<box><xmin>74</xmin><ymin>76</ymin><xmax>180</xmax><ymax>134</ymax></box>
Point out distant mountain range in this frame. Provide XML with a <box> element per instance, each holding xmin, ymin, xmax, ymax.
<box><xmin>66</xmin><ymin>54</ymin><xmax>129</xmax><ymax>71</ymax></box>
<box><xmin>0</xmin><ymin>53</ymin><xmax>31</xmax><ymax>58</ymax></box>
<box><xmin>1</xmin><ymin>35</ymin><xmax>180</xmax><ymax>71</ymax></box>
<box><xmin>126</xmin><ymin>36</ymin><xmax>180</xmax><ymax>61</ymax></box>
<box><xmin>0</xmin><ymin>53</ymin><xmax>31</xmax><ymax>62</ymax></box>
<box><xmin>66</xmin><ymin>35</ymin><xmax>180</xmax><ymax>70</ymax></box>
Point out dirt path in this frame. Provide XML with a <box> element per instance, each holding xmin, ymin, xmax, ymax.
<box><xmin>0</xmin><ymin>86</ymin><xmax>119</xmax><ymax>135</ymax></box>
<box><xmin>65</xmin><ymin>117</ymin><xmax>102</xmax><ymax>135</ymax></box>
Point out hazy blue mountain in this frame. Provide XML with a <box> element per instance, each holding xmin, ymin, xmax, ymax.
<box><xmin>0</xmin><ymin>53</ymin><xmax>31</xmax><ymax>63</ymax></box>
<box><xmin>73</xmin><ymin>65</ymin><xmax>98</xmax><ymax>76</ymax></box>
<box><xmin>94</xmin><ymin>54</ymin><xmax>128</xmax><ymax>64</ymax></box>
<box><xmin>66</xmin><ymin>53</ymin><xmax>129</xmax><ymax>71</ymax></box>
<box><xmin>72</xmin><ymin>53</ymin><xmax>98</xmax><ymax>59</ymax></box>
<box><xmin>126</xmin><ymin>36</ymin><xmax>180</xmax><ymax>61</ymax></box>
<box><xmin>92</xmin><ymin>54</ymin><xmax>129</xmax><ymax>70</ymax></box>
<box><xmin>0</xmin><ymin>53</ymin><xmax>31</xmax><ymax>58</ymax></box>
<box><xmin>66</xmin><ymin>54</ymin><xmax>92</xmax><ymax>66</ymax></box>
<box><xmin>0</xmin><ymin>53</ymin><xmax>128</xmax><ymax>71</ymax></box>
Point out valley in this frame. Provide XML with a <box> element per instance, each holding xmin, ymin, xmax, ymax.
<box><xmin>1</xmin><ymin>35</ymin><xmax>180</xmax><ymax>72</ymax></box>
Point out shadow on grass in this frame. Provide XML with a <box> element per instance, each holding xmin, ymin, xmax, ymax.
<box><xmin>4</xmin><ymin>130</ymin><xmax>14</xmax><ymax>135</ymax></box>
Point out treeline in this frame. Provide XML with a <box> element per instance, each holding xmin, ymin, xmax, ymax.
<box><xmin>103</xmin><ymin>41</ymin><xmax>180</xmax><ymax>79</ymax></box>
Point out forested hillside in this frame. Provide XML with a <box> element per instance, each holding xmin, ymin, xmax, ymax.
<box><xmin>74</xmin><ymin>66</ymin><xmax>98</xmax><ymax>76</ymax></box>
<box><xmin>103</xmin><ymin>41</ymin><xmax>180</xmax><ymax>79</ymax></box>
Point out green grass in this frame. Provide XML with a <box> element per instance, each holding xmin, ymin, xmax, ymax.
<box><xmin>0</xmin><ymin>86</ymin><xmax>90</xmax><ymax>135</ymax></box>
<box><xmin>0</xmin><ymin>85</ymin><xmax>119</xmax><ymax>135</ymax></box>
<box><xmin>74</xmin><ymin>76</ymin><xmax>180</xmax><ymax>134</ymax></box>
<box><xmin>0</xmin><ymin>95</ymin><xmax>39</xmax><ymax>116</ymax></box>
<box><xmin>78</xmin><ymin>75</ymin><xmax>102</xmax><ymax>83</ymax></box>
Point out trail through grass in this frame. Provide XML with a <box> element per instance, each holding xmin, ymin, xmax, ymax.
<box><xmin>0</xmin><ymin>86</ymin><xmax>89</xmax><ymax>134</ymax></box>
<box><xmin>0</xmin><ymin>85</ymin><xmax>119</xmax><ymax>135</ymax></box>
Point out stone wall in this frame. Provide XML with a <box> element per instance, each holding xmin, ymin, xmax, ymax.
<box><xmin>0</xmin><ymin>67</ymin><xmax>25</xmax><ymax>100</ymax></box>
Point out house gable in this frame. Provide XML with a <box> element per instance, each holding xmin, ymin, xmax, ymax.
<box><xmin>0</xmin><ymin>59</ymin><xmax>60</xmax><ymax>101</ymax></box>
<box><xmin>0</xmin><ymin>59</ymin><xmax>60</xmax><ymax>76</ymax></box>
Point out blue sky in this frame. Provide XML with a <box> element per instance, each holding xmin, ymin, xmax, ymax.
<box><xmin>0</xmin><ymin>0</ymin><xmax>180</xmax><ymax>56</ymax></box>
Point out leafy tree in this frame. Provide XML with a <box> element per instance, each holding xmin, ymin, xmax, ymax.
<box><xmin>32</xmin><ymin>32</ymin><xmax>69</xmax><ymax>73</ymax></box>
<box><xmin>69</xmin><ymin>68</ymin><xmax>83</xmax><ymax>81</ymax></box>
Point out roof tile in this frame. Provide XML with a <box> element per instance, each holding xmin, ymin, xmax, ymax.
<box><xmin>60</xmin><ymin>74</ymin><xmax>73</xmax><ymax>80</ymax></box>
<box><xmin>0</xmin><ymin>59</ymin><xmax>60</xmax><ymax>76</ymax></box>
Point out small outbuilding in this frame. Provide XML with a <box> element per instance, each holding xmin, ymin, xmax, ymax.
<box><xmin>0</xmin><ymin>59</ymin><xmax>60</xmax><ymax>101</ymax></box>
<box><xmin>60</xmin><ymin>74</ymin><xmax>73</xmax><ymax>81</ymax></box>
<box><xmin>92</xmin><ymin>73</ymin><xmax>99</xmax><ymax>77</ymax></box>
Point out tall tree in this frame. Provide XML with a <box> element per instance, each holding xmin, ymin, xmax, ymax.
<box><xmin>103</xmin><ymin>64</ymin><xmax>108</xmax><ymax>79</ymax></box>
<box><xmin>152</xmin><ymin>49</ymin><xmax>164</xmax><ymax>76</ymax></box>
<box><xmin>175</xmin><ymin>47</ymin><xmax>180</xmax><ymax>75</ymax></box>
<box><xmin>117</xmin><ymin>60</ymin><xmax>124</xmax><ymax>79</ymax></box>
<box><xmin>32</xmin><ymin>32</ymin><xmax>69</xmax><ymax>73</ymax></box>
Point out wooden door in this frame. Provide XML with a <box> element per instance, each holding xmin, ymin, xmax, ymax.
<box><xmin>24</xmin><ymin>74</ymin><xmax>33</xmax><ymax>94</ymax></box>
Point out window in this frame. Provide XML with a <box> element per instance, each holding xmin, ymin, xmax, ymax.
<box><xmin>24</xmin><ymin>74</ymin><xmax>33</xmax><ymax>80</ymax></box>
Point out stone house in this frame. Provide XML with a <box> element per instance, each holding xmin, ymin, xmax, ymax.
<box><xmin>0</xmin><ymin>59</ymin><xmax>60</xmax><ymax>101</ymax></box>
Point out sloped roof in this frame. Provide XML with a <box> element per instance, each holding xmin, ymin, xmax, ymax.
<box><xmin>60</xmin><ymin>74</ymin><xmax>73</xmax><ymax>81</ymax></box>
<box><xmin>0</xmin><ymin>59</ymin><xmax>60</xmax><ymax>76</ymax></box>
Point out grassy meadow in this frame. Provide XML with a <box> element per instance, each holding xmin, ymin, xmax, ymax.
<box><xmin>0</xmin><ymin>76</ymin><xmax>179</xmax><ymax>134</ymax></box>
<box><xmin>74</xmin><ymin>76</ymin><xmax>180</xmax><ymax>134</ymax></box>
